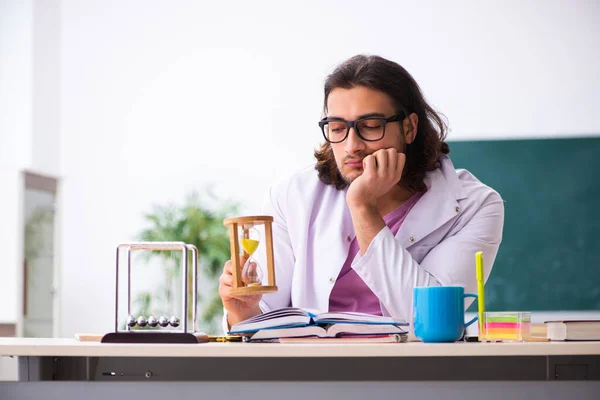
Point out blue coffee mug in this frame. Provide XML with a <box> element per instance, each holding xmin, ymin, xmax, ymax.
<box><xmin>413</xmin><ymin>286</ymin><xmax>478</xmax><ymax>343</ymax></box>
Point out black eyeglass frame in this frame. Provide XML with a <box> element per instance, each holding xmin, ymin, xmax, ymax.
<box><xmin>318</xmin><ymin>112</ymin><xmax>406</xmax><ymax>143</ymax></box>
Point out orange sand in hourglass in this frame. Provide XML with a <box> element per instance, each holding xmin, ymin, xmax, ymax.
<box><xmin>241</xmin><ymin>235</ymin><xmax>263</xmax><ymax>286</ymax></box>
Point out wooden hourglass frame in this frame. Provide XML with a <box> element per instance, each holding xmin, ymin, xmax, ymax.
<box><xmin>223</xmin><ymin>216</ymin><xmax>278</xmax><ymax>296</ymax></box>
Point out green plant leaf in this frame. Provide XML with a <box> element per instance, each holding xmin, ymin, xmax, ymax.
<box><xmin>132</xmin><ymin>189</ymin><xmax>238</xmax><ymax>333</ymax></box>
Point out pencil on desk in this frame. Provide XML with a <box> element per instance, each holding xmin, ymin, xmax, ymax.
<box><xmin>476</xmin><ymin>251</ymin><xmax>485</xmax><ymax>341</ymax></box>
<box><xmin>527</xmin><ymin>336</ymin><xmax>551</xmax><ymax>342</ymax></box>
<box><xmin>208</xmin><ymin>336</ymin><xmax>243</xmax><ymax>342</ymax></box>
<box><xmin>75</xmin><ymin>333</ymin><xmax>103</xmax><ymax>342</ymax></box>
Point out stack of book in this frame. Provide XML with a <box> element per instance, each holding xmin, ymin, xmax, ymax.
<box><xmin>228</xmin><ymin>307</ymin><xmax>409</xmax><ymax>343</ymax></box>
<box><xmin>545</xmin><ymin>320</ymin><xmax>600</xmax><ymax>341</ymax></box>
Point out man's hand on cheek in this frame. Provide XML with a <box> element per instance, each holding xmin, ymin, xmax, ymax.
<box><xmin>346</xmin><ymin>148</ymin><xmax>406</xmax><ymax>209</ymax></box>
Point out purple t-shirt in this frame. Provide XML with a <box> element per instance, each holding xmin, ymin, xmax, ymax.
<box><xmin>328</xmin><ymin>192</ymin><xmax>423</xmax><ymax>315</ymax></box>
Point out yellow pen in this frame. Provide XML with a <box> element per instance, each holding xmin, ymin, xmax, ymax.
<box><xmin>476</xmin><ymin>251</ymin><xmax>485</xmax><ymax>341</ymax></box>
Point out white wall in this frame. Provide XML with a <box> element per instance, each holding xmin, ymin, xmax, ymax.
<box><xmin>0</xmin><ymin>0</ymin><xmax>33</xmax><ymax>168</ymax></box>
<box><xmin>58</xmin><ymin>0</ymin><xmax>600</xmax><ymax>337</ymax></box>
<box><xmin>2</xmin><ymin>0</ymin><xmax>599</xmax><ymax>337</ymax></box>
<box><xmin>0</xmin><ymin>0</ymin><xmax>61</xmax><ymax>329</ymax></box>
<box><xmin>0</xmin><ymin>0</ymin><xmax>32</xmax><ymax>325</ymax></box>
<box><xmin>32</xmin><ymin>0</ymin><xmax>61</xmax><ymax>177</ymax></box>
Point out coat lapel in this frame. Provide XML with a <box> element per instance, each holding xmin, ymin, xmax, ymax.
<box><xmin>396</xmin><ymin>156</ymin><xmax>466</xmax><ymax>248</ymax></box>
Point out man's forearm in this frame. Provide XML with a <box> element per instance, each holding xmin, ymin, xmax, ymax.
<box><xmin>348</xmin><ymin>203</ymin><xmax>386</xmax><ymax>255</ymax></box>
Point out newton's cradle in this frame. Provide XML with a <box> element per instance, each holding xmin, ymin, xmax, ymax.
<box><xmin>101</xmin><ymin>216</ymin><xmax>277</xmax><ymax>344</ymax></box>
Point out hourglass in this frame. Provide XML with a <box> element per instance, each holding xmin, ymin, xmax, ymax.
<box><xmin>240</xmin><ymin>225</ymin><xmax>262</xmax><ymax>286</ymax></box>
<box><xmin>223</xmin><ymin>216</ymin><xmax>278</xmax><ymax>296</ymax></box>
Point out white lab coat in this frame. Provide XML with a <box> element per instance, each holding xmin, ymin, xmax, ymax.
<box><xmin>223</xmin><ymin>155</ymin><xmax>504</xmax><ymax>331</ymax></box>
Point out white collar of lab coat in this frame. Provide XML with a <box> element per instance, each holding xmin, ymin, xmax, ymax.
<box><xmin>396</xmin><ymin>155</ymin><xmax>466</xmax><ymax>248</ymax></box>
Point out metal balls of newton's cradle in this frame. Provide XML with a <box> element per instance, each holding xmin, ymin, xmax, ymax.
<box><xmin>136</xmin><ymin>316</ymin><xmax>147</xmax><ymax>328</ymax></box>
<box><xmin>126</xmin><ymin>315</ymin><xmax>179</xmax><ymax>328</ymax></box>
<box><xmin>147</xmin><ymin>316</ymin><xmax>157</xmax><ymax>328</ymax></box>
<box><xmin>100</xmin><ymin>242</ymin><xmax>209</xmax><ymax>343</ymax></box>
<box><xmin>158</xmin><ymin>316</ymin><xmax>169</xmax><ymax>327</ymax></box>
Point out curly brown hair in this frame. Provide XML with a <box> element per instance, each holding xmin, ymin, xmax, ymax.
<box><xmin>314</xmin><ymin>55</ymin><xmax>450</xmax><ymax>192</ymax></box>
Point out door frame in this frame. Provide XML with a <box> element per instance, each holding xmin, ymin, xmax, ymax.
<box><xmin>22</xmin><ymin>171</ymin><xmax>60</xmax><ymax>338</ymax></box>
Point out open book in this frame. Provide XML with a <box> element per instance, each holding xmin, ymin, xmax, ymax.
<box><xmin>228</xmin><ymin>307</ymin><xmax>408</xmax><ymax>340</ymax></box>
<box><xmin>246</xmin><ymin>324</ymin><xmax>407</xmax><ymax>341</ymax></box>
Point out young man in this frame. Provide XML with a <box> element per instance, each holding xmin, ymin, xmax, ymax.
<box><xmin>219</xmin><ymin>55</ymin><xmax>504</xmax><ymax>329</ymax></box>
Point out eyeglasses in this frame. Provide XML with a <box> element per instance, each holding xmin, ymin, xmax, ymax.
<box><xmin>318</xmin><ymin>112</ymin><xmax>405</xmax><ymax>143</ymax></box>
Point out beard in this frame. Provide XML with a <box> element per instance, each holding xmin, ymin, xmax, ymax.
<box><xmin>337</xmin><ymin>153</ymin><xmax>367</xmax><ymax>185</ymax></box>
<box><xmin>340</xmin><ymin>167</ymin><xmax>361</xmax><ymax>185</ymax></box>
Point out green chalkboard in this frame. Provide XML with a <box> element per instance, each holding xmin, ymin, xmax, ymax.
<box><xmin>448</xmin><ymin>137</ymin><xmax>600</xmax><ymax>311</ymax></box>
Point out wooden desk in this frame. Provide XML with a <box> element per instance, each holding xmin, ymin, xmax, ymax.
<box><xmin>1</xmin><ymin>338</ymin><xmax>600</xmax><ymax>399</ymax></box>
<box><xmin>1</xmin><ymin>338</ymin><xmax>600</xmax><ymax>380</ymax></box>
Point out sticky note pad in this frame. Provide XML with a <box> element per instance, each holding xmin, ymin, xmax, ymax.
<box><xmin>481</xmin><ymin>312</ymin><xmax>531</xmax><ymax>342</ymax></box>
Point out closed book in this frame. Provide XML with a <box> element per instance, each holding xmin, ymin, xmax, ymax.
<box><xmin>278</xmin><ymin>333</ymin><xmax>408</xmax><ymax>343</ymax></box>
<box><xmin>545</xmin><ymin>320</ymin><xmax>600</xmax><ymax>341</ymax></box>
